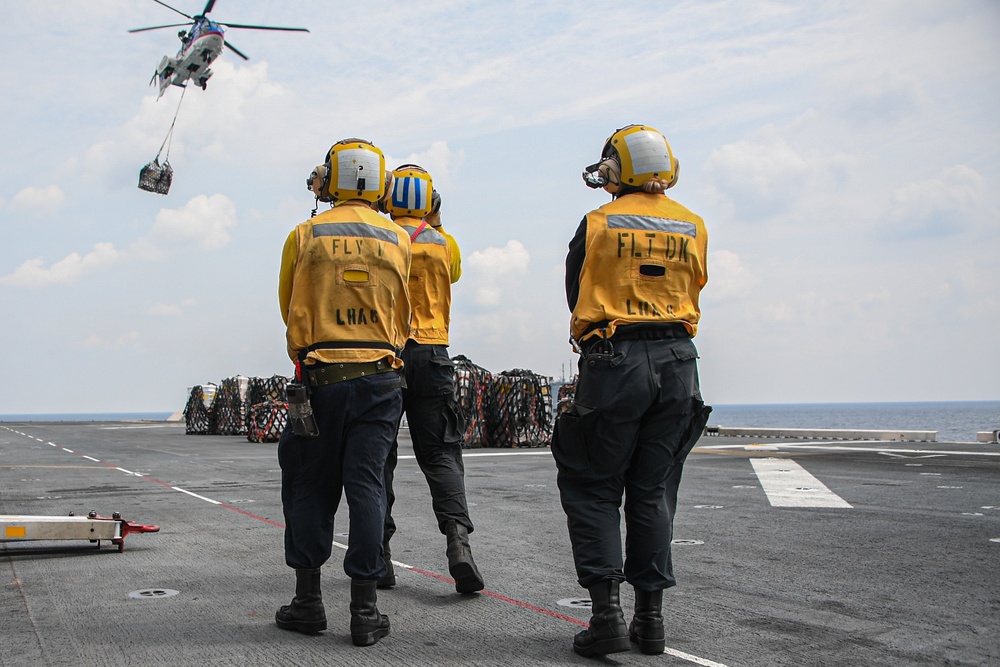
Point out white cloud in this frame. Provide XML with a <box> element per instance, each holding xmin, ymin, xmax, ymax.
<box><xmin>880</xmin><ymin>165</ymin><xmax>992</xmax><ymax>239</ymax></box>
<box><xmin>1</xmin><ymin>193</ymin><xmax>236</xmax><ymax>288</ymax></box>
<box><xmin>467</xmin><ymin>240</ymin><xmax>531</xmax><ymax>273</ymax></box>
<box><xmin>71</xmin><ymin>334</ymin><xmax>103</xmax><ymax>349</ymax></box>
<box><xmin>464</xmin><ymin>240</ymin><xmax>531</xmax><ymax>307</ymax></box>
<box><xmin>115</xmin><ymin>331</ymin><xmax>145</xmax><ymax>351</ymax></box>
<box><xmin>704</xmin><ymin>250</ymin><xmax>759</xmax><ymax>303</ymax></box>
<box><xmin>385</xmin><ymin>141</ymin><xmax>465</xmax><ymax>191</ymax></box>
<box><xmin>705</xmin><ymin>134</ymin><xmax>810</xmax><ymax>213</ymax></box>
<box><xmin>5</xmin><ymin>185</ymin><xmax>66</xmax><ymax>216</ymax></box>
<box><xmin>144</xmin><ymin>194</ymin><xmax>238</xmax><ymax>251</ymax></box>
<box><xmin>0</xmin><ymin>242</ymin><xmax>121</xmax><ymax>288</ymax></box>
<box><xmin>149</xmin><ymin>298</ymin><xmax>197</xmax><ymax>317</ymax></box>
<box><xmin>836</xmin><ymin>70</ymin><xmax>925</xmax><ymax>127</ymax></box>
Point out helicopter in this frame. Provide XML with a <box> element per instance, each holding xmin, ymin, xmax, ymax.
<box><xmin>129</xmin><ymin>0</ymin><xmax>308</xmax><ymax>98</ymax></box>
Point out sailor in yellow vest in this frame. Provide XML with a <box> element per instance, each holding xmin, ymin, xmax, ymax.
<box><xmin>377</xmin><ymin>164</ymin><xmax>484</xmax><ymax>594</ymax></box>
<box><xmin>553</xmin><ymin>125</ymin><xmax>713</xmax><ymax>657</ymax></box>
<box><xmin>275</xmin><ymin>138</ymin><xmax>411</xmax><ymax>647</ymax></box>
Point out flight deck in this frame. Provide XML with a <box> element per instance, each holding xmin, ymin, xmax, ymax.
<box><xmin>2</xmin><ymin>421</ymin><xmax>997</xmax><ymax>666</ymax></box>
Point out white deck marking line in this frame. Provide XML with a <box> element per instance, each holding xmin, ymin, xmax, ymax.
<box><xmin>82</xmin><ymin>456</ymin><xmax>100</xmax><ymax>462</ymax></box>
<box><xmin>398</xmin><ymin>450</ymin><xmax>553</xmax><ymax>462</ymax></box>
<box><xmin>664</xmin><ymin>648</ymin><xmax>730</xmax><ymax>667</ymax></box>
<box><xmin>702</xmin><ymin>443</ymin><xmax>1000</xmax><ymax>457</ymax></box>
<box><xmin>172</xmin><ymin>486</ymin><xmax>221</xmax><ymax>505</ymax></box>
<box><xmin>750</xmin><ymin>458</ymin><xmax>852</xmax><ymax>508</ymax></box>
<box><xmin>61</xmin><ymin>448</ymin><xmax>74</xmax><ymax>453</ymax></box>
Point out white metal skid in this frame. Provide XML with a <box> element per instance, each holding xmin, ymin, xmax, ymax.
<box><xmin>1</xmin><ymin>511</ymin><xmax>159</xmax><ymax>552</ymax></box>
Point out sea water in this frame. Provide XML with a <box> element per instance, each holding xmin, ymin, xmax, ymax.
<box><xmin>709</xmin><ymin>401</ymin><xmax>999</xmax><ymax>443</ymax></box>
<box><xmin>2</xmin><ymin>402</ymin><xmax>998</xmax><ymax>443</ymax></box>
<box><xmin>0</xmin><ymin>412</ymin><xmax>173</xmax><ymax>423</ymax></box>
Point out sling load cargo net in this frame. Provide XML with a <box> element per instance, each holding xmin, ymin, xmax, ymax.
<box><xmin>181</xmin><ymin>375</ymin><xmax>289</xmax><ymax>442</ymax></box>
<box><xmin>453</xmin><ymin>355</ymin><xmax>494</xmax><ymax>448</ymax></box>
<box><xmin>137</xmin><ymin>159</ymin><xmax>173</xmax><ymax>194</ymax></box>
<box><xmin>452</xmin><ymin>356</ymin><xmax>553</xmax><ymax>449</ymax></box>
<box><xmin>488</xmin><ymin>369</ymin><xmax>553</xmax><ymax>448</ymax></box>
<box><xmin>211</xmin><ymin>376</ymin><xmax>249</xmax><ymax>436</ymax></box>
<box><xmin>183</xmin><ymin>359</ymin><xmax>554</xmax><ymax>448</ymax></box>
<box><xmin>557</xmin><ymin>377</ymin><xmax>577</xmax><ymax>414</ymax></box>
<box><xmin>246</xmin><ymin>375</ymin><xmax>290</xmax><ymax>443</ymax></box>
<box><xmin>182</xmin><ymin>383</ymin><xmax>217</xmax><ymax>435</ymax></box>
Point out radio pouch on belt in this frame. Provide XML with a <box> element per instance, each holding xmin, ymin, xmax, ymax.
<box><xmin>287</xmin><ymin>359</ymin><xmax>319</xmax><ymax>437</ymax></box>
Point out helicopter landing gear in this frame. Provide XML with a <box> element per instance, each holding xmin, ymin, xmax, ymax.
<box><xmin>198</xmin><ymin>77</ymin><xmax>208</xmax><ymax>90</ymax></box>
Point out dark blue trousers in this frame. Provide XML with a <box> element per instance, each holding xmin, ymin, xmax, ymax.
<box><xmin>384</xmin><ymin>341</ymin><xmax>471</xmax><ymax>542</ymax></box>
<box><xmin>279</xmin><ymin>371</ymin><xmax>402</xmax><ymax>579</ymax></box>
<box><xmin>552</xmin><ymin>338</ymin><xmax>711</xmax><ymax>591</ymax></box>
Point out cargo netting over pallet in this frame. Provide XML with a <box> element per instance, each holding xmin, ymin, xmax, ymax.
<box><xmin>183</xmin><ymin>358</ymin><xmax>555</xmax><ymax>448</ymax></box>
<box><xmin>453</xmin><ymin>355</ymin><xmax>494</xmax><ymax>448</ymax></box>
<box><xmin>211</xmin><ymin>376</ymin><xmax>249</xmax><ymax>436</ymax></box>
<box><xmin>556</xmin><ymin>377</ymin><xmax>577</xmax><ymax>415</ymax></box>
<box><xmin>182</xmin><ymin>384</ymin><xmax>216</xmax><ymax>435</ymax></box>
<box><xmin>181</xmin><ymin>375</ymin><xmax>289</xmax><ymax>442</ymax></box>
<box><xmin>452</xmin><ymin>356</ymin><xmax>554</xmax><ymax>449</ymax></box>
<box><xmin>488</xmin><ymin>369</ymin><xmax>553</xmax><ymax>448</ymax></box>
<box><xmin>246</xmin><ymin>376</ymin><xmax>289</xmax><ymax>443</ymax></box>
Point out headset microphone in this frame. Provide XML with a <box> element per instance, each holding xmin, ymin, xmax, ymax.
<box><xmin>582</xmin><ymin>162</ymin><xmax>608</xmax><ymax>189</ymax></box>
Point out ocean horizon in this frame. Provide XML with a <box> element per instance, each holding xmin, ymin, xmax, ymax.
<box><xmin>0</xmin><ymin>411</ymin><xmax>175</xmax><ymax>423</ymax></box>
<box><xmin>2</xmin><ymin>400</ymin><xmax>997</xmax><ymax>443</ymax></box>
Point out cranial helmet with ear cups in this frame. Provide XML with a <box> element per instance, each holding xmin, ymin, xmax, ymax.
<box><xmin>307</xmin><ymin>138</ymin><xmax>387</xmax><ymax>204</ymax></box>
<box><xmin>583</xmin><ymin>124</ymin><xmax>679</xmax><ymax>195</ymax></box>
<box><xmin>384</xmin><ymin>164</ymin><xmax>435</xmax><ymax>218</ymax></box>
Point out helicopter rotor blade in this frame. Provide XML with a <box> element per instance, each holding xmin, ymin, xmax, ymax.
<box><xmin>217</xmin><ymin>22</ymin><xmax>310</xmax><ymax>32</ymax></box>
<box><xmin>224</xmin><ymin>41</ymin><xmax>250</xmax><ymax>60</ymax></box>
<box><xmin>202</xmin><ymin>0</ymin><xmax>217</xmax><ymax>16</ymax></box>
<box><xmin>150</xmin><ymin>0</ymin><xmax>193</xmax><ymax>20</ymax></box>
<box><xmin>128</xmin><ymin>22</ymin><xmax>193</xmax><ymax>33</ymax></box>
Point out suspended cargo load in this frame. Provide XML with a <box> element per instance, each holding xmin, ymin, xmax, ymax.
<box><xmin>138</xmin><ymin>86</ymin><xmax>185</xmax><ymax>195</ymax></box>
<box><xmin>137</xmin><ymin>158</ymin><xmax>174</xmax><ymax>194</ymax></box>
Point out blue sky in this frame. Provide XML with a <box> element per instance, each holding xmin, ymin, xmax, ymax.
<box><xmin>1</xmin><ymin>1</ymin><xmax>998</xmax><ymax>413</ymax></box>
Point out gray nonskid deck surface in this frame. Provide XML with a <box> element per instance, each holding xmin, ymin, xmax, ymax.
<box><xmin>1</xmin><ymin>422</ymin><xmax>998</xmax><ymax>666</ymax></box>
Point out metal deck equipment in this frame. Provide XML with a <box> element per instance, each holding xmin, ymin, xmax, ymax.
<box><xmin>1</xmin><ymin>511</ymin><xmax>159</xmax><ymax>552</ymax></box>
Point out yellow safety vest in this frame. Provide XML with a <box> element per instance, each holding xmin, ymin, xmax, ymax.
<box><xmin>280</xmin><ymin>203</ymin><xmax>411</xmax><ymax>366</ymax></box>
<box><xmin>396</xmin><ymin>217</ymin><xmax>460</xmax><ymax>345</ymax></box>
<box><xmin>570</xmin><ymin>192</ymin><xmax>708</xmax><ymax>342</ymax></box>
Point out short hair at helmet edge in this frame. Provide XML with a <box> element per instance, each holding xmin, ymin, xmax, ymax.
<box><xmin>384</xmin><ymin>163</ymin><xmax>435</xmax><ymax>218</ymax></box>
<box><xmin>601</xmin><ymin>125</ymin><xmax>679</xmax><ymax>195</ymax></box>
<box><xmin>324</xmin><ymin>138</ymin><xmax>387</xmax><ymax>204</ymax></box>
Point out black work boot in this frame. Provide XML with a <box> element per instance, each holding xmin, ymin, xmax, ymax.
<box><xmin>350</xmin><ymin>579</ymin><xmax>390</xmax><ymax>647</ymax></box>
<box><xmin>573</xmin><ymin>580</ymin><xmax>630</xmax><ymax>657</ymax></box>
<box><xmin>377</xmin><ymin>541</ymin><xmax>396</xmax><ymax>590</ymax></box>
<box><xmin>445</xmin><ymin>520</ymin><xmax>485</xmax><ymax>593</ymax></box>
<box><xmin>629</xmin><ymin>588</ymin><xmax>665</xmax><ymax>654</ymax></box>
<box><xmin>275</xmin><ymin>568</ymin><xmax>327</xmax><ymax>634</ymax></box>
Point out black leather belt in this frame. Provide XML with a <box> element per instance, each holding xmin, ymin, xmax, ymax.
<box><xmin>306</xmin><ymin>359</ymin><xmax>395</xmax><ymax>387</ymax></box>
